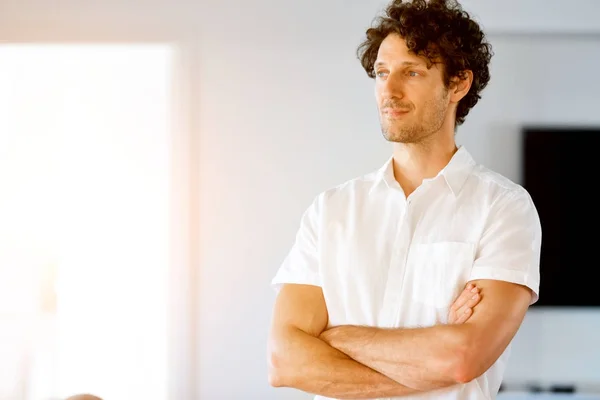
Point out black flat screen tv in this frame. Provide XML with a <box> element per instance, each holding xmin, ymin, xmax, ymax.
<box><xmin>522</xmin><ymin>126</ymin><xmax>600</xmax><ymax>307</ymax></box>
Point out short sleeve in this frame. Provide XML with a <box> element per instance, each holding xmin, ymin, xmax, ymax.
<box><xmin>271</xmin><ymin>194</ymin><xmax>323</xmax><ymax>293</ymax></box>
<box><xmin>469</xmin><ymin>188</ymin><xmax>542</xmax><ymax>305</ymax></box>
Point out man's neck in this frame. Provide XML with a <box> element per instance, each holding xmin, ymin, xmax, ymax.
<box><xmin>391</xmin><ymin>140</ymin><xmax>458</xmax><ymax>198</ymax></box>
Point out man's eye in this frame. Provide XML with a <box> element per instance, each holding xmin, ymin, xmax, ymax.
<box><xmin>376</xmin><ymin>71</ymin><xmax>388</xmax><ymax>78</ymax></box>
<box><xmin>408</xmin><ymin>71</ymin><xmax>420</xmax><ymax>77</ymax></box>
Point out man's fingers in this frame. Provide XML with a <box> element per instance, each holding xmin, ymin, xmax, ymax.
<box><xmin>451</xmin><ymin>283</ymin><xmax>479</xmax><ymax>312</ymax></box>
<box><xmin>466</xmin><ymin>291</ymin><xmax>481</xmax><ymax>308</ymax></box>
<box><xmin>454</xmin><ymin>307</ymin><xmax>472</xmax><ymax>324</ymax></box>
<box><xmin>448</xmin><ymin>283</ymin><xmax>482</xmax><ymax>324</ymax></box>
<box><xmin>454</xmin><ymin>292</ymin><xmax>481</xmax><ymax>322</ymax></box>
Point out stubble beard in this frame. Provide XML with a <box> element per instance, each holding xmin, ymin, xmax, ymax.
<box><xmin>380</xmin><ymin>89</ymin><xmax>450</xmax><ymax>144</ymax></box>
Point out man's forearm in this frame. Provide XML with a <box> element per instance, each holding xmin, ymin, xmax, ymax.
<box><xmin>269</xmin><ymin>326</ymin><xmax>422</xmax><ymax>399</ymax></box>
<box><xmin>320</xmin><ymin>324</ymin><xmax>469</xmax><ymax>391</ymax></box>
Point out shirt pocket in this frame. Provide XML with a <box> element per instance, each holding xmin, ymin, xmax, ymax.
<box><xmin>407</xmin><ymin>241</ymin><xmax>475</xmax><ymax>308</ymax></box>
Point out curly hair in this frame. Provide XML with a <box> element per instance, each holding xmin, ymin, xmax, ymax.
<box><xmin>357</xmin><ymin>0</ymin><xmax>493</xmax><ymax>126</ymax></box>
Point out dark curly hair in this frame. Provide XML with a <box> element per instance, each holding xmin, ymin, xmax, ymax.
<box><xmin>357</xmin><ymin>0</ymin><xmax>493</xmax><ymax>126</ymax></box>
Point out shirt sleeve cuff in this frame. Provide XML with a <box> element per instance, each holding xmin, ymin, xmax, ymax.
<box><xmin>469</xmin><ymin>266</ymin><xmax>539</xmax><ymax>305</ymax></box>
<box><xmin>271</xmin><ymin>271</ymin><xmax>321</xmax><ymax>294</ymax></box>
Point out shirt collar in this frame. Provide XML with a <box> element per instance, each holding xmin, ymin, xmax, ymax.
<box><xmin>373</xmin><ymin>146</ymin><xmax>476</xmax><ymax>197</ymax></box>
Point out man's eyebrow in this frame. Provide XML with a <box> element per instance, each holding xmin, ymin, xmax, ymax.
<box><xmin>374</xmin><ymin>61</ymin><xmax>427</xmax><ymax>68</ymax></box>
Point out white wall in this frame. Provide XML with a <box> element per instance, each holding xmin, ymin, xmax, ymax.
<box><xmin>2</xmin><ymin>0</ymin><xmax>600</xmax><ymax>398</ymax></box>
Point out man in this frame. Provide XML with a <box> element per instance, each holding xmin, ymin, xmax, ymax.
<box><xmin>267</xmin><ymin>0</ymin><xmax>541</xmax><ymax>399</ymax></box>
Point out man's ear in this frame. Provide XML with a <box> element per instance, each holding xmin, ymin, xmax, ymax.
<box><xmin>449</xmin><ymin>70</ymin><xmax>473</xmax><ymax>103</ymax></box>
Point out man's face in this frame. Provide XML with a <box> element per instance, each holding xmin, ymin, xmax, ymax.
<box><xmin>374</xmin><ymin>33</ymin><xmax>451</xmax><ymax>144</ymax></box>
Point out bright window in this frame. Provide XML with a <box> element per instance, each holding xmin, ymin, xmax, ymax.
<box><xmin>0</xmin><ymin>44</ymin><xmax>173</xmax><ymax>400</ymax></box>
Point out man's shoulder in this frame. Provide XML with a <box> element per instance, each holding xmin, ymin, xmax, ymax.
<box><xmin>469</xmin><ymin>163</ymin><xmax>529</xmax><ymax>198</ymax></box>
<box><xmin>303</xmin><ymin>166</ymin><xmax>383</xmax><ymax>216</ymax></box>
<box><xmin>468</xmin><ymin>164</ymin><xmax>537</xmax><ymax>219</ymax></box>
<box><xmin>318</xmin><ymin>168</ymin><xmax>382</xmax><ymax>201</ymax></box>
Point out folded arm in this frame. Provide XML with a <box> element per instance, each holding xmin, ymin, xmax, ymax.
<box><xmin>320</xmin><ymin>279</ymin><xmax>533</xmax><ymax>389</ymax></box>
<box><xmin>267</xmin><ymin>283</ymin><xmax>422</xmax><ymax>399</ymax></box>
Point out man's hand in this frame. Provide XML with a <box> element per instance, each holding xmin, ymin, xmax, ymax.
<box><xmin>448</xmin><ymin>283</ymin><xmax>480</xmax><ymax>324</ymax></box>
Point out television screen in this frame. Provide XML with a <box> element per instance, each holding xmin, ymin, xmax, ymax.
<box><xmin>522</xmin><ymin>126</ymin><xmax>600</xmax><ymax>307</ymax></box>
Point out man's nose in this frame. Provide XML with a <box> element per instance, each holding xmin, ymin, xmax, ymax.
<box><xmin>380</xmin><ymin>73</ymin><xmax>406</xmax><ymax>100</ymax></box>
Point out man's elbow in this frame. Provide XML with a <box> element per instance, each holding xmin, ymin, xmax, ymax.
<box><xmin>267</xmin><ymin>350</ymin><xmax>287</xmax><ymax>388</ymax></box>
<box><xmin>454</xmin><ymin>361</ymin><xmax>488</xmax><ymax>384</ymax></box>
<box><xmin>268</xmin><ymin>368</ymin><xmax>285</xmax><ymax>388</ymax></box>
<box><xmin>453</xmin><ymin>364</ymin><xmax>478</xmax><ymax>384</ymax></box>
<box><xmin>267</xmin><ymin>335</ymin><xmax>299</xmax><ymax>388</ymax></box>
<box><xmin>450</xmin><ymin>340</ymin><xmax>488</xmax><ymax>384</ymax></box>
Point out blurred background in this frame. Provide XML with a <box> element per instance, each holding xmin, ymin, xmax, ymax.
<box><xmin>0</xmin><ymin>0</ymin><xmax>599</xmax><ymax>399</ymax></box>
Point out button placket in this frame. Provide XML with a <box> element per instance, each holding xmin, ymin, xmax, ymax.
<box><xmin>378</xmin><ymin>198</ymin><xmax>412</xmax><ymax>327</ymax></box>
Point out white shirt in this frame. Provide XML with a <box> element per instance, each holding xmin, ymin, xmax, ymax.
<box><xmin>272</xmin><ymin>146</ymin><xmax>541</xmax><ymax>400</ymax></box>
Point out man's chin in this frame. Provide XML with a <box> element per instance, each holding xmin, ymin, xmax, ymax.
<box><xmin>382</xmin><ymin>129</ymin><xmax>411</xmax><ymax>143</ymax></box>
